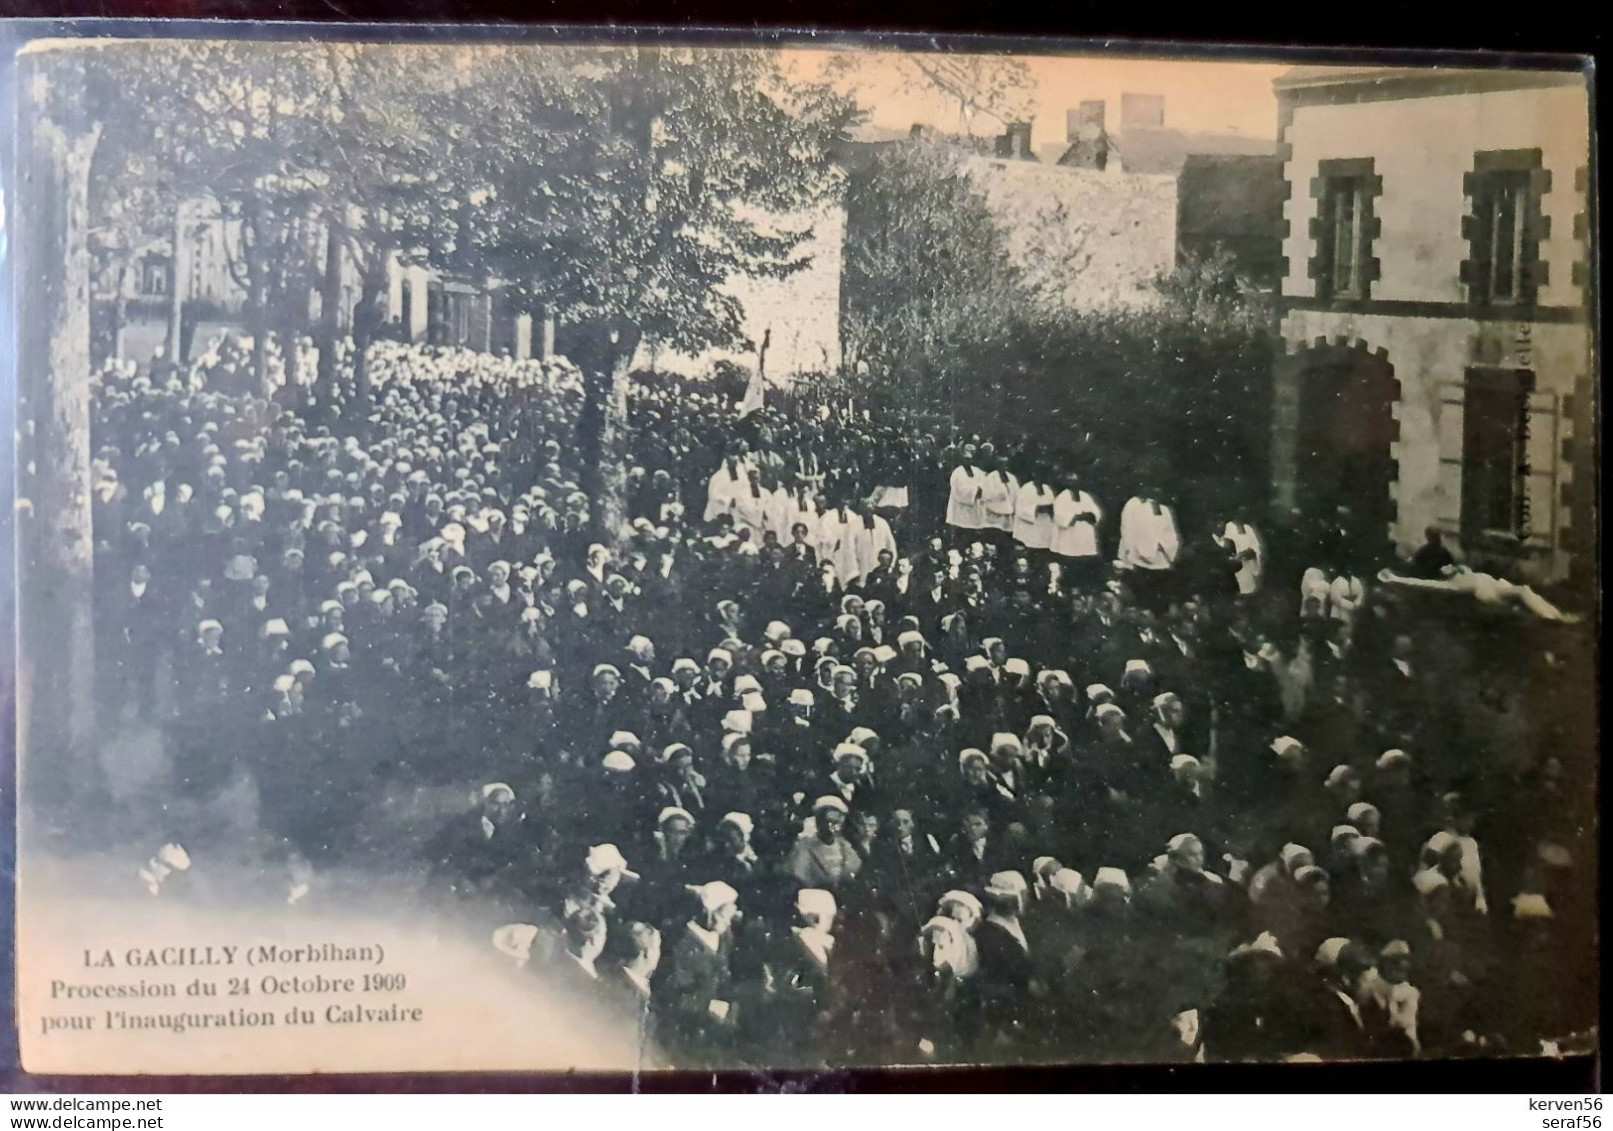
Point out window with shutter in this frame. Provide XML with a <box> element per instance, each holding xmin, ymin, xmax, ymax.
<box><xmin>1521</xmin><ymin>391</ymin><xmax>1559</xmax><ymax>544</ymax></box>
<box><xmin>1462</xmin><ymin>150</ymin><xmax>1549</xmax><ymax>309</ymax></box>
<box><xmin>1458</xmin><ymin>367</ymin><xmax>1537</xmax><ymax>547</ymax></box>
<box><xmin>1308</xmin><ymin>158</ymin><xmax>1381</xmax><ymax>303</ymax></box>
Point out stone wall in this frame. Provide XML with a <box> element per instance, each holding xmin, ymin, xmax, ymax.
<box><xmin>961</xmin><ymin>155</ymin><xmax>1178</xmax><ymax>312</ymax></box>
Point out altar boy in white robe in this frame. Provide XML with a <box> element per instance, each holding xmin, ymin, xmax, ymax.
<box><xmin>1215</xmin><ymin>513</ymin><xmax>1264</xmax><ymax>598</ymax></box>
<box><xmin>946</xmin><ymin>448</ymin><xmax>987</xmax><ymax>537</ymax></box>
<box><xmin>979</xmin><ymin>459</ymin><xmax>1020</xmax><ymax>550</ymax></box>
<box><xmin>1012</xmin><ymin>474</ymin><xmax>1057</xmax><ymax>563</ymax></box>
<box><xmin>1117</xmin><ymin>492</ymin><xmax>1180</xmax><ymax>611</ymax></box>
<box><xmin>1052</xmin><ymin>477</ymin><xmax>1104</xmax><ymax>590</ymax></box>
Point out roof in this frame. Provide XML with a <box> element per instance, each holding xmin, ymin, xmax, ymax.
<box><xmin>1273</xmin><ymin>64</ymin><xmax>1585</xmax><ymax>96</ymax></box>
<box><xmin>1114</xmin><ymin>127</ymin><xmax>1276</xmax><ymax>176</ymax></box>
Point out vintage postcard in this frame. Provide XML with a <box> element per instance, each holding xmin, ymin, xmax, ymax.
<box><xmin>6</xmin><ymin>29</ymin><xmax>1597</xmax><ymax>1074</ymax></box>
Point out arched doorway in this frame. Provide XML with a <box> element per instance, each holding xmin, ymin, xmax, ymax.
<box><xmin>1293</xmin><ymin>342</ymin><xmax>1399</xmax><ymax>535</ymax></box>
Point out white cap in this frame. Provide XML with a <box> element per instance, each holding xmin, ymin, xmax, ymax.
<box><xmin>1003</xmin><ymin>658</ymin><xmax>1030</xmax><ymax>677</ymax></box>
<box><xmin>796</xmin><ymin>888</ymin><xmax>837</xmax><ymax>923</ymax></box>
<box><xmin>1512</xmin><ymin>892</ymin><xmax>1553</xmax><ymax>919</ymax></box>
<box><xmin>985</xmin><ymin>871</ymin><xmax>1028</xmax><ymax>898</ymax></box>
<box><xmin>602</xmin><ymin>751</ymin><xmax>636</xmax><ymax>772</ymax></box>
<box><xmin>722</xmin><ymin>709</ymin><xmax>753</xmax><ymax>735</ymax></box>
<box><xmin>687</xmin><ymin>880</ymin><xmax>739</xmax><ymax>914</ymax></box>
<box><xmin>1094</xmin><ymin>867</ymin><xmax>1131</xmax><ymax>892</ymax></box>
<box><xmin>938</xmin><ymin>890</ymin><xmax>982</xmax><ymax>918</ymax></box>
<box><xmin>897</xmin><ymin>630</ymin><xmax>924</xmax><ymax>647</ymax></box>
<box><xmin>812</xmin><ymin>795</ymin><xmax>849</xmax><ymax>814</ymax></box>
<box><xmin>657</xmin><ymin>806</ymin><xmax>695</xmax><ymax>827</ymax></box>
<box><xmin>990</xmin><ymin>732</ymin><xmax>1022</xmax><ymax>754</ymax></box>
<box><xmin>1270</xmin><ymin>736</ymin><xmax>1303</xmax><ymax>757</ymax></box>
<box><xmin>491</xmin><ymin>923</ymin><xmax>539</xmax><ymax>962</ymax></box>
<box><xmin>1050</xmin><ymin>868</ymin><xmax>1086</xmax><ymax>897</ymax></box>
<box><xmin>609</xmin><ymin>730</ymin><xmax>640</xmax><ymax>749</ymax></box>
<box><xmin>481</xmin><ymin>782</ymin><xmax>515</xmax><ymax>802</ymax></box>
<box><xmin>1124</xmin><ymin>659</ymin><xmax>1152</xmax><ymax>676</ymax></box>
<box><xmin>1231</xmin><ymin>932</ymin><xmax>1285</xmax><ymax>960</ymax></box>
<box><xmin>1377</xmin><ymin>748</ymin><xmax>1412</xmax><ymax>768</ymax></box>
<box><xmin>719</xmin><ymin>812</ymin><xmax>754</xmax><ymax>838</ymax></box>
<box><xmin>1412</xmin><ymin>868</ymin><xmax>1449</xmax><ymax>896</ymax></box>
<box><xmin>958</xmin><ymin>748</ymin><xmax>988</xmax><ymax>767</ymax></box>
<box><xmin>585</xmin><ymin>843</ymin><xmax>638</xmax><ymax>879</ymax></box>
<box><xmin>1085</xmin><ymin>683</ymin><xmax>1114</xmax><ymax>701</ymax></box>
<box><xmin>1315</xmin><ymin>937</ymin><xmax>1352</xmax><ymax>967</ymax></box>
<box><xmin>788</xmin><ymin>688</ymin><xmax>815</xmax><ymax>707</ymax></box>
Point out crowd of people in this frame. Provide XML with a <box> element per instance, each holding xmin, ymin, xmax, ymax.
<box><xmin>86</xmin><ymin>332</ymin><xmax>1595</xmax><ymax>1068</ymax></box>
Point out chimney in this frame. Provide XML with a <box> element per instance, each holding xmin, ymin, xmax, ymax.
<box><xmin>996</xmin><ymin>121</ymin><xmax>1034</xmax><ymax>160</ymax></box>
<box><xmin>1067</xmin><ymin>100</ymin><xmax>1106</xmax><ymax>141</ymax></box>
<box><xmin>1120</xmin><ymin>92</ymin><xmax>1165</xmax><ymax>130</ymax></box>
<box><xmin>1058</xmin><ymin>101</ymin><xmax>1109</xmax><ymax>171</ymax></box>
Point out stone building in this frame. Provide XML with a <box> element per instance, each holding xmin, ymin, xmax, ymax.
<box><xmin>1270</xmin><ymin>65</ymin><xmax>1594</xmax><ymax>583</ymax></box>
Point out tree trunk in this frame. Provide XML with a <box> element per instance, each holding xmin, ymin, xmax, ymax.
<box><xmin>313</xmin><ymin>220</ymin><xmax>344</xmax><ymax>413</ymax></box>
<box><xmin>572</xmin><ymin>320</ymin><xmax>640</xmax><ymax>544</ymax></box>
<box><xmin>249</xmin><ymin>292</ymin><xmax>271</xmax><ymax>399</ymax></box>
<box><xmin>15</xmin><ymin>52</ymin><xmax>103</xmax><ymax>808</ymax></box>
<box><xmin>349</xmin><ymin>268</ymin><xmax>386</xmax><ymax>443</ymax></box>
<box><xmin>111</xmin><ymin>263</ymin><xmax>127</xmax><ymax>361</ymax></box>
<box><xmin>165</xmin><ymin>199</ymin><xmax>187</xmax><ymax>364</ymax></box>
<box><xmin>595</xmin><ymin>346</ymin><xmax>636</xmax><ymax>540</ymax></box>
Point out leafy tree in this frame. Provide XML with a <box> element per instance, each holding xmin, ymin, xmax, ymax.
<box><xmin>840</xmin><ymin>138</ymin><xmax>1026</xmax><ymax>404</ymax></box>
<box><xmin>439</xmin><ymin>45</ymin><xmax>859</xmax><ymax>532</ymax></box>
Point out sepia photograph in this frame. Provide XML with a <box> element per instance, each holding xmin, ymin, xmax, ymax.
<box><xmin>4</xmin><ymin>28</ymin><xmax>1599</xmax><ymax>1077</ymax></box>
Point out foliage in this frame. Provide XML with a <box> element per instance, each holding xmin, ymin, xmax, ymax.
<box><xmin>841</xmin><ymin>139</ymin><xmax>1025</xmax><ymax>383</ymax></box>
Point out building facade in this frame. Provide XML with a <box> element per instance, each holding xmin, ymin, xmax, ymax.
<box><xmin>1271</xmin><ymin>66</ymin><xmax>1594</xmax><ymax>583</ymax></box>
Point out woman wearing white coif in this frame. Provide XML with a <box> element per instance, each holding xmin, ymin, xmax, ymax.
<box><xmin>945</xmin><ymin>448</ymin><xmax>987</xmax><ymax>532</ymax></box>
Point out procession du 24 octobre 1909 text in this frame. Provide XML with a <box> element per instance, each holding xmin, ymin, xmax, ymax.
<box><xmin>38</xmin><ymin>943</ymin><xmax>423</xmax><ymax>1038</ymax></box>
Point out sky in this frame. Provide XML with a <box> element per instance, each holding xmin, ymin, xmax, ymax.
<box><xmin>787</xmin><ymin>48</ymin><xmax>1290</xmax><ymax>152</ymax></box>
